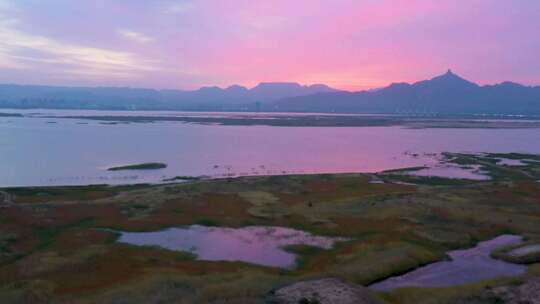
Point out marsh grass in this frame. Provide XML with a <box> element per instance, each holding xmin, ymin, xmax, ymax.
<box><xmin>1</xmin><ymin>153</ymin><xmax>540</xmax><ymax>303</ymax></box>
<box><xmin>380</xmin><ymin>174</ymin><xmax>475</xmax><ymax>186</ymax></box>
<box><xmin>381</xmin><ymin>166</ymin><xmax>428</xmax><ymax>174</ymax></box>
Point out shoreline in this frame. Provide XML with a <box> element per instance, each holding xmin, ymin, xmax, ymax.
<box><xmin>4</xmin><ymin>109</ymin><xmax>540</xmax><ymax>128</ymax></box>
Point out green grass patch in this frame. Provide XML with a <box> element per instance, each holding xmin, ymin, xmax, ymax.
<box><xmin>381</xmin><ymin>166</ymin><xmax>427</xmax><ymax>174</ymax></box>
<box><xmin>284</xmin><ymin>244</ymin><xmax>325</xmax><ymax>270</ymax></box>
<box><xmin>382</xmin><ymin>174</ymin><xmax>476</xmax><ymax>186</ymax></box>
<box><xmin>163</xmin><ymin>176</ymin><xmax>201</xmax><ymax>182</ymax></box>
<box><xmin>196</xmin><ymin>218</ymin><xmax>220</xmax><ymax>227</ymax></box>
<box><xmin>485</xmin><ymin>153</ymin><xmax>540</xmax><ymax>161</ymax></box>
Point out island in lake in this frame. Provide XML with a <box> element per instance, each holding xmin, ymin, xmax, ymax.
<box><xmin>107</xmin><ymin>162</ymin><xmax>168</xmax><ymax>171</ymax></box>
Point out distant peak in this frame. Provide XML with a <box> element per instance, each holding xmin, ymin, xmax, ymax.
<box><xmin>254</xmin><ymin>82</ymin><xmax>301</xmax><ymax>87</ymax></box>
<box><xmin>225</xmin><ymin>84</ymin><xmax>248</xmax><ymax>91</ymax></box>
<box><xmin>198</xmin><ymin>86</ymin><xmax>222</xmax><ymax>92</ymax></box>
<box><xmin>308</xmin><ymin>83</ymin><xmax>331</xmax><ymax>89</ymax></box>
<box><xmin>434</xmin><ymin>69</ymin><xmax>469</xmax><ymax>81</ymax></box>
<box><xmin>441</xmin><ymin>69</ymin><xmax>462</xmax><ymax>79</ymax></box>
<box><xmin>412</xmin><ymin>69</ymin><xmax>479</xmax><ymax>89</ymax></box>
<box><xmin>500</xmin><ymin>81</ymin><xmax>521</xmax><ymax>86</ymax></box>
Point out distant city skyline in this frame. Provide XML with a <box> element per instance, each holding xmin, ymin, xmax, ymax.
<box><xmin>0</xmin><ymin>0</ymin><xmax>539</xmax><ymax>91</ymax></box>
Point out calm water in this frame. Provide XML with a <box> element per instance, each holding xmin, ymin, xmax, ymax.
<box><xmin>116</xmin><ymin>225</ymin><xmax>348</xmax><ymax>268</ymax></box>
<box><xmin>508</xmin><ymin>244</ymin><xmax>540</xmax><ymax>258</ymax></box>
<box><xmin>370</xmin><ymin>235</ymin><xmax>527</xmax><ymax>290</ymax></box>
<box><xmin>496</xmin><ymin>158</ymin><xmax>528</xmax><ymax>166</ymax></box>
<box><xmin>1</xmin><ymin>110</ymin><xmax>540</xmax><ymax>187</ymax></box>
<box><xmin>411</xmin><ymin>164</ymin><xmax>489</xmax><ymax>180</ymax></box>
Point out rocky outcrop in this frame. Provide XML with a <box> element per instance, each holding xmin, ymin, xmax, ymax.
<box><xmin>487</xmin><ymin>277</ymin><xmax>540</xmax><ymax>304</ymax></box>
<box><xmin>266</xmin><ymin>278</ymin><xmax>382</xmax><ymax>304</ymax></box>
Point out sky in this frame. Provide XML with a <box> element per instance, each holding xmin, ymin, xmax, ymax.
<box><xmin>0</xmin><ymin>0</ymin><xmax>539</xmax><ymax>91</ymax></box>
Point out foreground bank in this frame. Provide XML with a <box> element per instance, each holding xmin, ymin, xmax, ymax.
<box><xmin>0</xmin><ymin>153</ymin><xmax>539</xmax><ymax>303</ymax></box>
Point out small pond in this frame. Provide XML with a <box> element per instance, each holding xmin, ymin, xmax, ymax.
<box><xmin>410</xmin><ymin>164</ymin><xmax>489</xmax><ymax>180</ymax></box>
<box><xmin>370</xmin><ymin>235</ymin><xmax>527</xmax><ymax>291</ymax></box>
<box><xmin>116</xmin><ymin>225</ymin><xmax>348</xmax><ymax>268</ymax></box>
<box><xmin>496</xmin><ymin>158</ymin><xmax>528</xmax><ymax>166</ymax></box>
<box><xmin>508</xmin><ymin>244</ymin><xmax>540</xmax><ymax>258</ymax></box>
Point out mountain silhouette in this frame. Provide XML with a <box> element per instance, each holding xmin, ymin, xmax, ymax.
<box><xmin>0</xmin><ymin>82</ymin><xmax>339</xmax><ymax>111</ymax></box>
<box><xmin>272</xmin><ymin>70</ymin><xmax>540</xmax><ymax>115</ymax></box>
<box><xmin>0</xmin><ymin>71</ymin><xmax>539</xmax><ymax>114</ymax></box>
<box><xmin>250</xmin><ymin>82</ymin><xmax>336</xmax><ymax>102</ymax></box>
<box><xmin>416</xmin><ymin>69</ymin><xmax>478</xmax><ymax>89</ymax></box>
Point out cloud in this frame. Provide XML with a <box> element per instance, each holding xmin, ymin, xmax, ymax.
<box><xmin>0</xmin><ymin>54</ymin><xmax>27</xmax><ymax>69</ymax></box>
<box><xmin>0</xmin><ymin>1</ymin><xmax>160</xmax><ymax>80</ymax></box>
<box><xmin>0</xmin><ymin>0</ymin><xmax>539</xmax><ymax>89</ymax></box>
<box><xmin>117</xmin><ymin>29</ymin><xmax>154</xmax><ymax>44</ymax></box>
<box><xmin>0</xmin><ymin>0</ymin><xmax>15</xmax><ymax>12</ymax></box>
<box><xmin>0</xmin><ymin>24</ymin><xmax>159</xmax><ymax>80</ymax></box>
<box><xmin>164</xmin><ymin>1</ymin><xmax>194</xmax><ymax>14</ymax></box>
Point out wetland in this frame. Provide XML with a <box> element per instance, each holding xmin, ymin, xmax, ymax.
<box><xmin>1</xmin><ymin>110</ymin><xmax>540</xmax><ymax>303</ymax></box>
<box><xmin>0</xmin><ymin>151</ymin><xmax>540</xmax><ymax>303</ymax></box>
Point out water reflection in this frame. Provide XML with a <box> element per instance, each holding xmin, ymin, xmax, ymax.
<box><xmin>370</xmin><ymin>235</ymin><xmax>526</xmax><ymax>290</ymax></box>
<box><xmin>410</xmin><ymin>164</ymin><xmax>489</xmax><ymax>180</ymax></box>
<box><xmin>117</xmin><ymin>225</ymin><xmax>349</xmax><ymax>268</ymax></box>
<box><xmin>2</xmin><ymin>111</ymin><xmax>540</xmax><ymax>187</ymax></box>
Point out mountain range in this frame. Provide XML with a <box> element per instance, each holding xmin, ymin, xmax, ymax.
<box><xmin>1</xmin><ymin>70</ymin><xmax>539</xmax><ymax>115</ymax></box>
<box><xmin>273</xmin><ymin>70</ymin><xmax>540</xmax><ymax>115</ymax></box>
<box><xmin>0</xmin><ymin>82</ymin><xmax>337</xmax><ymax>111</ymax></box>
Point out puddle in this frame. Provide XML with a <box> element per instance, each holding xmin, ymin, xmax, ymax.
<box><xmin>508</xmin><ymin>244</ymin><xmax>540</xmax><ymax>258</ymax></box>
<box><xmin>369</xmin><ymin>176</ymin><xmax>385</xmax><ymax>184</ymax></box>
<box><xmin>496</xmin><ymin>158</ymin><xmax>527</xmax><ymax>166</ymax></box>
<box><xmin>116</xmin><ymin>225</ymin><xmax>348</xmax><ymax>268</ymax></box>
<box><xmin>370</xmin><ymin>235</ymin><xmax>527</xmax><ymax>291</ymax></box>
<box><xmin>410</xmin><ymin>164</ymin><xmax>489</xmax><ymax>180</ymax></box>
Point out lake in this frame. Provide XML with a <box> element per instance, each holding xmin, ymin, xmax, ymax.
<box><xmin>1</xmin><ymin>110</ymin><xmax>540</xmax><ymax>187</ymax></box>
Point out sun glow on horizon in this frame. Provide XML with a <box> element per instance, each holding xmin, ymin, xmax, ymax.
<box><xmin>0</xmin><ymin>0</ymin><xmax>538</xmax><ymax>90</ymax></box>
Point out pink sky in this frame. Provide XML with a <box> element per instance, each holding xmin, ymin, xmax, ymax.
<box><xmin>0</xmin><ymin>0</ymin><xmax>539</xmax><ymax>91</ymax></box>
